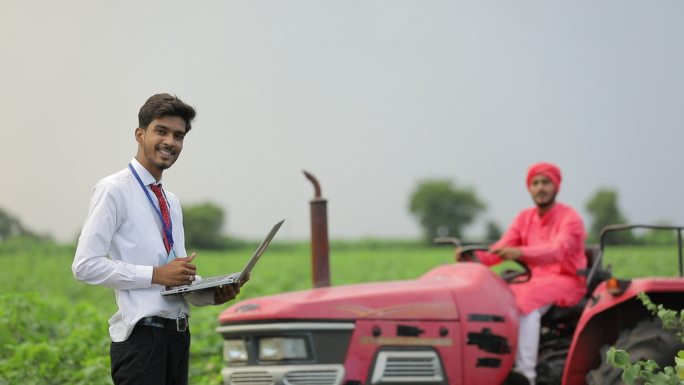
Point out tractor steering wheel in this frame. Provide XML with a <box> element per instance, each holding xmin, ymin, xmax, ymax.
<box><xmin>461</xmin><ymin>245</ymin><xmax>532</xmax><ymax>284</ymax></box>
<box><xmin>457</xmin><ymin>245</ymin><xmax>486</xmax><ymax>263</ymax></box>
<box><xmin>499</xmin><ymin>260</ymin><xmax>532</xmax><ymax>284</ymax></box>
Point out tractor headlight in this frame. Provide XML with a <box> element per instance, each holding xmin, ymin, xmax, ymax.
<box><xmin>223</xmin><ymin>339</ymin><xmax>248</xmax><ymax>364</ymax></box>
<box><xmin>258</xmin><ymin>337</ymin><xmax>308</xmax><ymax>361</ymax></box>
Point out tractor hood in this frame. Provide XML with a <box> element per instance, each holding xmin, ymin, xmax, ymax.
<box><xmin>219</xmin><ymin>263</ymin><xmax>507</xmax><ymax>324</ymax></box>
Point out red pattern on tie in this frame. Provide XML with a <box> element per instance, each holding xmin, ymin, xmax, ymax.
<box><xmin>150</xmin><ymin>184</ymin><xmax>172</xmax><ymax>253</ymax></box>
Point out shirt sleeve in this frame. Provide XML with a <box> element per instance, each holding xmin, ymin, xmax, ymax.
<box><xmin>183</xmin><ymin>289</ymin><xmax>216</xmax><ymax>306</ymax></box>
<box><xmin>72</xmin><ymin>180</ymin><xmax>153</xmax><ymax>290</ymax></box>
<box><xmin>475</xmin><ymin>213</ymin><xmax>525</xmax><ymax>266</ymax></box>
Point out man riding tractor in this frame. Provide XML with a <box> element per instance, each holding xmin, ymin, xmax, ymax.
<box><xmin>456</xmin><ymin>162</ymin><xmax>586</xmax><ymax>385</ymax></box>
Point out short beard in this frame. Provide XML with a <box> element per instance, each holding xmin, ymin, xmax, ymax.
<box><xmin>154</xmin><ymin>161</ymin><xmax>171</xmax><ymax>170</ymax></box>
<box><xmin>535</xmin><ymin>195</ymin><xmax>556</xmax><ymax>211</ymax></box>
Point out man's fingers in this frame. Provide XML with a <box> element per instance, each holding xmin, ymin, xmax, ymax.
<box><xmin>175</xmin><ymin>252</ymin><xmax>196</xmax><ymax>262</ymax></box>
<box><xmin>178</xmin><ymin>253</ymin><xmax>197</xmax><ymax>271</ymax></box>
<box><xmin>215</xmin><ymin>284</ymin><xmax>239</xmax><ymax>304</ymax></box>
<box><xmin>240</xmin><ymin>273</ymin><xmax>250</xmax><ymax>285</ymax></box>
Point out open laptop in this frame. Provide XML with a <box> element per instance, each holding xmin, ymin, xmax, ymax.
<box><xmin>161</xmin><ymin>219</ymin><xmax>285</xmax><ymax>296</ymax></box>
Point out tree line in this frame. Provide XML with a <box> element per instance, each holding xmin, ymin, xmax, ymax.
<box><xmin>0</xmin><ymin>208</ymin><xmax>45</xmax><ymax>242</ymax></box>
<box><xmin>0</xmin><ymin>203</ymin><xmax>238</xmax><ymax>251</ymax></box>
<box><xmin>0</xmin><ymin>181</ymin><xmax>673</xmax><ymax>249</ymax></box>
<box><xmin>408</xmin><ymin>179</ymin><xmax>668</xmax><ymax>245</ymax></box>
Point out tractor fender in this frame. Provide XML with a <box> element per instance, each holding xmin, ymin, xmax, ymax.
<box><xmin>561</xmin><ymin>278</ymin><xmax>684</xmax><ymax>385</ymax></box>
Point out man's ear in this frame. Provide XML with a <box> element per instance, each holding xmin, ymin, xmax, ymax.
<box><xmin>134</xmin><ymin>127</ymin><xmax>144</xmax><ymax>145</ymax></box>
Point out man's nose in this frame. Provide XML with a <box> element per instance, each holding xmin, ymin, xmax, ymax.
<box><xmin>162</xmin><ymin>133</ymin><xmax>175</xmax><ymax>145</ymax></box>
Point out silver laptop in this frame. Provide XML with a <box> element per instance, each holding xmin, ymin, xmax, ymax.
<box><xmin>161</xmin><ymin>219</ymin><xmax>285</xmax><ymax>296</ymax></box>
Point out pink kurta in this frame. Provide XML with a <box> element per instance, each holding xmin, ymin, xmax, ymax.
<box><xmin>477</xmin><ymin>203</ymin><xmax>587</xmax><ymax>314</ymax></box>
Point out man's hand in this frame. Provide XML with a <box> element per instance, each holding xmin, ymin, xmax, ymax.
<box><xmin>490</xmin><ymin>247</ymin><xmax>523</xmax><ymax>261</ymax></box>
<box><xmin>152</xmin><ymin>253</ymin><xmax>197</xmax><ymax>287</ymax></box>
<box><xmin>214</xmin><ymin>273</ymin><xmax>250</xmax><ymax>305</ymax></box>
<box><xmin>454</xmin><ymin>247</ymin><xmax>464</xmax><ymax>261</ymax></box>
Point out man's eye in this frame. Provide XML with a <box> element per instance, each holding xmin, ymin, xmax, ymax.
<box><xmin>175</xmin><ymin>134</ymin><xmax>185</xmax><ymax>141</ymax></box>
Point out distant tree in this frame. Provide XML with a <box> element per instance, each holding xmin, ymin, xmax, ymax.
<box><xmin>409</xmin><ymin>179</ymin><xmax>486</xmax><ymax>242</ymax></box>
<box><xmin>182</xmin><ymin>202</ymin><xmax>226</xmax><ymax>250</ymax></box>
<box><xmin>0</xmin><ymin>208</ymin><xmax>24</xmax><ymax>241</ymax></box>
<box><xmin>585</xmin><ymin>188</ymin><xmax>633</xmax><ymax>244</ymax></box>
<box><xmin>484</xmin><ymin>220</ymin><xmax>502</xmax><ymax>242</ymax></box>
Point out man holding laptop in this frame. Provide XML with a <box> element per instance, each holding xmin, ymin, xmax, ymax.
<box><xmin>72</xmin><ymin>94</ymin><xmax>247</xmax><ymax>385</ymax></box>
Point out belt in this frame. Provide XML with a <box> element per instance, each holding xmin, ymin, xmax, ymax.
<box><xmin>137</xmin><ymin>315</ymin><xmax>189</xmax><ymax>332</ymax></box>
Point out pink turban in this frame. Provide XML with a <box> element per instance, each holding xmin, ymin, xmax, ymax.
<box><xmin>526</xmin><ymin>162</ymin><xmax>562</xmax><ymax>190</ymax></box>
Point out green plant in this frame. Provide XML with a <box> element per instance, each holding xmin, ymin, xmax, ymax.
<box><xmin>4</xmin><ymin>242</ymin><xmax>676</xmax><ymax>383</ymax></box>
<box><xmin>0</xmin><ymin>292</ymin><xmax>111</xmax><ymax>385</ymax></box>
<box><xmin>606</xmin><ymin>293</ymin><xmax>684</xmax><ymax>384</ymax></box>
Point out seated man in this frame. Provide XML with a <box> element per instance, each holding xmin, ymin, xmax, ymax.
<box><xmin>456</xmin><ymin>162</ymin><xmax>586</xmax><ymax>385</ymax></box>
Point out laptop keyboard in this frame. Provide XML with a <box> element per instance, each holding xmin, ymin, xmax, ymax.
<box><xmin>192</xmin><ymin>272</ymin><xmax>239</xmax><ymax>286</ymax></box>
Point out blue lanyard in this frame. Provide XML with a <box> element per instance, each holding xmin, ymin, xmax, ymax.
<box><xmin>128</xmin><ymin>163</ymin><xmax>174</xmax><ymax>253</ymax></box>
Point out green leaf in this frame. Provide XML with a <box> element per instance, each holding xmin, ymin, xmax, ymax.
<box><xmin>644</xmin><ymin>359</ymin><xmax>661</xmax><ymax>372</ymax></box>
<box><xmin>676</xmin><ymin>355</ymin><xmax>684</xmax><ymax>380</ymax></box>
<box><xmin>622</xmin><ymin>365</ymin><xmax>639</xmax><ymax>384</ymax></box>
<box><xmin>609</xmin><ymin>348</ymin><xmax>632</xmax><ymax>367</ymax></box>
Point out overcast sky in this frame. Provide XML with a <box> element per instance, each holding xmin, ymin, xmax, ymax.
<box><xmin>2</xmin><ymin>1</ymin><xmax>683</xmax><ymax>243</ymax></box>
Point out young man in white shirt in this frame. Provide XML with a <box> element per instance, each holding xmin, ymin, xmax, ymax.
<box><xmin>73</xmin><ymin>93</ymin><xmax>244</xmax><ymax>385</ymax></box>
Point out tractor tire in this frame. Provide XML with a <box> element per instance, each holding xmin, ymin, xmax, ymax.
<box><xmin>585</xmin><ymin>318</ymin><xmax>684</xmax><ymax>385</ymax></box>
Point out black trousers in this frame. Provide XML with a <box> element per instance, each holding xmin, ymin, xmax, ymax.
<box><xmin>110</xmin><ymin>324</ymin><xmax>191</xmax><ymax>385</ymax></box>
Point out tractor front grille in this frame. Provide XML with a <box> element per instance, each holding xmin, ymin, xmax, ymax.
<box><xmin>284</xmin><ymin>369</ymin><xmax>342</xmax><ymax>385</ymax></box>
<box><xmin>228</xmin><ymin>370</ymin><xmax>274</xmax><ymax>385</ymax></box>
<box><xmin>370</xmin><ymin>350</ymin><xmax>445</xmax><ymax>384</ymax></box>
<box><xmin>219</xmin><ymin>322</ymin><xmax>352</xmax><ymax>385</ymax></box>
<box><xmin>223</xmin><ymin>365</ymin><xmax>344</xmax><ymax>385</ymax></box>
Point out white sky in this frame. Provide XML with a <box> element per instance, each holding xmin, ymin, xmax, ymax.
<box><xmin>1</xmin><ymin>1</ymin><xmax>683</xmax><ymax>243</ymax></box>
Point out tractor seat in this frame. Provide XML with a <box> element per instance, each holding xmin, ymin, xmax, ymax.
<box><xmin>541</xmin><ymin>297</ymin><xmax>588</xmax><ymax>326</ymax></box>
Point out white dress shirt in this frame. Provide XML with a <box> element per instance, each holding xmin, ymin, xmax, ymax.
<box><xmin>73</xmin><ymin>159</ymin><xmax>213</xmax><ymax>342</ymax></box>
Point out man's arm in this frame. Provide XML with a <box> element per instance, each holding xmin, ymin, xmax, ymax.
<box><xmin>72</xmin><ymin>180</ymin><xmax>154</xmax><ymax>290</ymax></box>
<box><xmin>469</xmin><ymin>214</ymin><xmax>525</xmax><ymax>265</ymax></box>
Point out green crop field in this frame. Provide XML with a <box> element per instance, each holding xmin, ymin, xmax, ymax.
<box><xmin>2</xmin><ymin>239</ymin><xmax>682</xmax><ymax>384</ymax></box>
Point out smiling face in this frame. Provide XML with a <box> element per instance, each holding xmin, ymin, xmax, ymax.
<box><xmin>135</xmin><ymin>116</ymin><xmax>187</xmax><ymax>181</ymax></box>
<box><xmin>528</xmin><ymin>174</ymin><xmax>557</xmax><ymax>210</ymax></box>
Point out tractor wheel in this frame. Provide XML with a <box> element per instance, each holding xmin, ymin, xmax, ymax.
<box><xmin>585</xmin><ymin>318</ymin><xmax>684</xmax><ymax>385</ymax></box>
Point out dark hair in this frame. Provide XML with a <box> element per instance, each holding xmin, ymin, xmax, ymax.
<box><xmin>138</xmin><ymin>93</ymin><xmax>196</xmax><ymax>132</ymax></box>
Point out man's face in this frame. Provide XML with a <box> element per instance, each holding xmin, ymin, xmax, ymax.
<box><xmin>135</xmin><ymin>116</ymin><xmax>187</xmax><ymax>178</ymax></box>
<box><xmin>528</xmin><ymin>174</ymin><xmax>557</xmax><ymax>208</ymax></box>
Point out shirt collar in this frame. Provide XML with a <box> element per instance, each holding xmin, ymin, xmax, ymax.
<box><xmin>537</xmin><ymin>202</ymin><xmax>561</xmax><ymax>222</ymax></box>
<box><xmin>130</xmin><ymin>158</ymin><xmax>161</xmax><ymax>186</ymax></box>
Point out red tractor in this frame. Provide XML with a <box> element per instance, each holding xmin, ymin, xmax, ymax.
<box><xmin>216</xmin><ymin>177</ymin><xmax>684</xmax><ymax>385</ymax></box>
<box><xmin>216</xmin><ymin>224</ymin><xmax>684</xmax><ymax>385</ymax></box>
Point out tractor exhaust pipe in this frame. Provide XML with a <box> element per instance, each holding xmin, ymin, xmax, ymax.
<box><xmin>303</xmin><ymin>170</ymin><xmax>330</xmax><ymax>288</ymax></box>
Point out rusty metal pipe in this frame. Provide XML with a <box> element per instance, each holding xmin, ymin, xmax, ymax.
<box><xmin>303</xmin><ymin>170</ymin><xmax>330</xmax><ymax>288</ymax></box>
